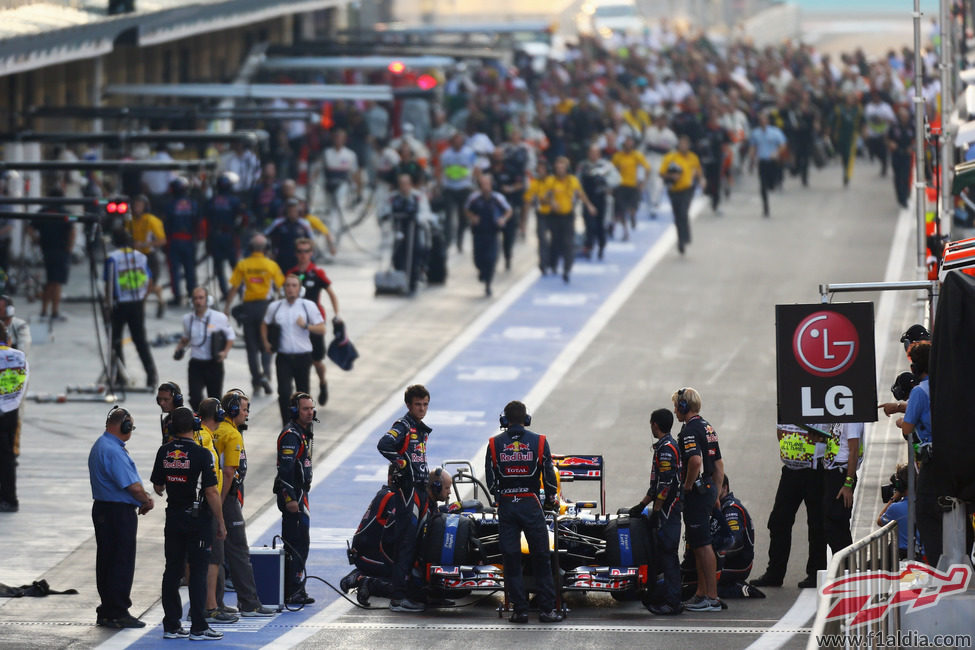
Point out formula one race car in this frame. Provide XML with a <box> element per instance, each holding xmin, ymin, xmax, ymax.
<box><xmin>421</xmin><ymin>455</ymin><xmax>652</xmax><ymax>610</ymax></box>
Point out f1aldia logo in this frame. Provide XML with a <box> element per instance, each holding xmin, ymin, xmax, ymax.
<box><xmin>793</xmin><ymin>311</ymin><xmax>859</xmax><ymax>377</ymax></box>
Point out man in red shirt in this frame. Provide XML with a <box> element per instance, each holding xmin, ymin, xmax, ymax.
<box><xmin>287</xmin><ymin>238</ymin><xmax>340</xmax><ymax>406</ymax></box>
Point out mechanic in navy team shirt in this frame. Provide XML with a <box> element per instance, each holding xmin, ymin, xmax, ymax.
<box><xmin>266</xmin><ymin>198</ymin><xmax>315</xmax><ymax>275</ymax></box>
<box><xmin>629</xmin><ymin>408</ymin><xmax>683</xmax><ymax>616</ymax></box>
<box><xmin>340</xmin><ymin>467</ymin><xmax>452</xmax><ymax>606</ymax></box>
<box><xmin>162</xmin><ymin>177</ymin><xmax>200</xmax><ymax>306</ymax></box>
<box><xmin>485</xmin><ymin>400</ymin><xmax>563</xmax><ymax>624</ymax></box>
<box><xmin>465</xmin><ymin>174</ymin><xmax>512</xmax><ymax>297</ymax></box>
<box><xmin>150</xmin><ymin>407</ymin><xmax>226</xmax><ymax>641</ymax></box>
<box><xmin>204</xmin><ymin>172</ymin><xmax>248</xmax><ymax>298</ymax></box>
<box><xmin>673</xmin><ymin>387</ymin><xmax>725</xmax><ymax>612</ymax></box>
<box><xmin>377</xmin><ymin>384</ymin><xmax>432</xmax><ymax>613</ymax></box>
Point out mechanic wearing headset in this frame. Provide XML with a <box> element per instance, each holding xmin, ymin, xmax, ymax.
<box><xmin>212</xmin><ymin>391</ymin><xmax>277</xmax><ymax>617</ymax></box>
<box><xmin>196</xmin><ymin>398</ymin><xmax>236</xmax><ymax>624</ymax></box>
<box><xmin>628</xmin><ymin>408</ymin><xmax>683</xmax><ymax>616</ymax></box>
<box><xmin>274</xmin><ymin>391</ymin><xmax>317</xmax><ymax>605</ymax></box>
<box><xmin>485</xmin><ymin>400</ymin><xmax>563</xmax><ymax>624</ymax></box>
<box><xmin>377</xmin><ymin>384</ymin><xmax>432</xmax><ymax>613</ymax></box>
<box><xmin>155</xmin><ymin>381</ymin><xmax>184</xmax><ymax>443</ymax></box>
<box><xmin>341</xmin><ymin>467</ymin><xmax>453</xmax><ymax>606</ymax></box>
<box><xmin>150</xmin><ymin>407</ymin><xmax>226</xmax><ymax>641</ymax></box>
<box><xmin>673</xmin><ymin>387</ymin><xmax>724</xmax><ymax>613</ymax></box>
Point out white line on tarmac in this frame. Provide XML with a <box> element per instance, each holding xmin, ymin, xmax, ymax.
<box><xmin>744</xmin><ymin>200</ymin><xmax>916</xmax><ymax>650</ymax></box>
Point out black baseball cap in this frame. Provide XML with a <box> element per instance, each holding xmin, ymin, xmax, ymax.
<box><xmin>900</xmin><ymin>324</ymin><xmax>930</xmax><ymax>350</ymax></box>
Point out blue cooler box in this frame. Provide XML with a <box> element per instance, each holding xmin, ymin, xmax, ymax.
<box><xmin>249</xmin><ymin>546</ymin><xmax>285</xmax><ymax>610</ymax></box>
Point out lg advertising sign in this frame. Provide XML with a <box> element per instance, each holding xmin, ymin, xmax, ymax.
<box><xmin>776</xmin><ymin>303</ymin><xmax>878</xmax><ymax>423</ymax></box>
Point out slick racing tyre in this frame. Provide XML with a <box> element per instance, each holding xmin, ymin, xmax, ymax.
<box><xmin>423</xmin><ymin>514</ymin><xmax>474</xmax><ymax>596</ymax></box>
<box><xmin>603</xmin><ymin>517</ymin><xmax>651</xmax><ymax>601</ymax></box>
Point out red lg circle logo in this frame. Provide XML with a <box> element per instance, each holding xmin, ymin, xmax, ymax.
<box><xmin>792</xmin><ymin>311</ymin><xmax>859</xmax><ymax>377</ymax></box>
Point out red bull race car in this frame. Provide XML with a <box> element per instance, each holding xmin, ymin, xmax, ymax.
<box><xmin>421</xmin><ymin>455</ymin><xmax>652</xmax><ymax>609</ymax></box>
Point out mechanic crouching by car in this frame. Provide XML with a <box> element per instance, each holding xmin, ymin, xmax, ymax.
<box><xmin>341</xmin><ymin>467</ymin><xmax>453</xmax><ymax>606</ymax></box>
<box><xmin>377</xmin><ymin>384</ymin><xmax>432</xmax><ymax>613</ymax></box>
<box><xmin>628</xmin><ymin>408</ymin><xmax>683</xmax><ymax>616</ymax></box>
<box><xmin>485</xmin><ymin>400</ymin><xmax>563</xmax><ymax>624</ymax></box>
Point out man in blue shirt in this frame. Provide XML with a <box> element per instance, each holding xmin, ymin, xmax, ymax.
<box><xmin>88</xmin><ymin>406</ymin><xmax>154</xmax><ymax>629</ymax></box>
<box><xmin>748</xmin><ymin>112</ymin><xmax>787</xmax><ymax>218</ymax></box>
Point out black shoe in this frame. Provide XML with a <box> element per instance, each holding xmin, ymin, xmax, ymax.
<box><xmin>539</xmin><ymin>609</ymin><xmax>563</xmax><ymax>623</ymax></box>
<box><xmin>797</xmin><ymin>576</ymin><xmax>817</xmax><ymax>589</ymax></box>
<box><xmin>167</xmin><ymin>297</ymin><xmax>182</xmax><ymax>308</ymax></box>
<box><xmin>505</xmin><ymin>257</ymin><xmax>511</xmax><ymax>271</ymax></box>
<box><xmin>355</xmin><ymin>579</ymin><xmax>370</xmax><ymax>606</ymax></box>
<box><xmin>485</xmin><ymin>284</ymin><xmax>492</xmax><ymax>297</ymax></box>
<box><xmin>0</xmin><ymin>501</ymin><xmax>18</xmax><ymax>512</ymax></box>
<box><xmin>562</xmin><ymin>272</ymin><xmax>569</xmax><ymax>284</ymax></box>
<box><xmin>340</xmin><ymin>570</ymin><xmax>360</xmax><ymax>593</ymax></box>
<box><xmin>509</xmin><ymin>611</ymin><xmax>529</xmax><ymax>623</ymax></box>
<box><xmin>260</xmin><ymin>378</ymin><xmax>272</xmax><ymax>395</ymax></box>
<box><xmin>749</xmin><ymin>573</ymin><xmax>783</xmax><ymax>588</ymax></box>
<box><xmin>117</xmin><ymin>614</ymin><xmax>146</xmax><ymax>628</ymax></box>
<box><xmin>285</xmin><ymin>592</ymin><xmax>315</xmax><ymax>605</ymax></box>
<box><xmin>318</xmin><ymin>382</ymin><xmax>328</xmax><ymax>407</ymax></box>
<box><xmin>647</xmin><ymin>603</ymin><xmax>683</xmax><ymax>616</ymax></box>
<box><xmin>742</xmin><ymin>583</ymin><xmax>766</xmax><ymax>598</ymax></box>
<box><xmin>96</xmin><ymin>616</ymin><xmax>124</xmax><ymax>629</ymax></box>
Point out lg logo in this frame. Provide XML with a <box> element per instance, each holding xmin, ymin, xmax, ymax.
<box><xmin>793</xmin><ymin>312</ymin><xmax>859</xmax><ymax>377</ymax></box>
<box><xmin>793</xmin><ymin>311</ymin><xmax>859</xmax><ymax>416</ymax></box>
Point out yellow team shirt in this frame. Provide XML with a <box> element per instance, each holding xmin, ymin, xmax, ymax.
<box><xmin>127</xmin><ymin>212</ymin><xmax>166</xmax><ymax>256</ymax></box>
<box><xmin>214</xmin><ymin>419</ymin><xmax>245</xmax><ymax>498</ymax></box>
<box><xmin>623</xmin><ymin>108</ymin><xmax>652</xmax><ymax>135</ymax></box>
<box><xmin>306</xmin><ymin>214</ymin><xmax>330</xmax><ymax>236</ymax></box>
<box><xmin>195</xmin><ymin>425</ymin><xmax>222</xmax><ymax>496</ymax></box>
<box><xmin>229</xmin><ymin>252</ymin><xmax>285</xmax><ymax>303</ymax></box>
<box><xmin>544</xmin><ymin>174</ymin><xmax>583</xmax><ymax>214</ymax></box>
<box><xmin>524</xmin><ymin>177</ymin><xmax>552</xmax><ymax>215</ymax></box>
<box><xmin>611</xmin><ymin>150</ymin><xmax>651</xmax><ymax>188</ymax></box>
<box><xmin>659</xmin><ymin>151</ymin><xmax>702</xmax><ymax>192</ymax></box>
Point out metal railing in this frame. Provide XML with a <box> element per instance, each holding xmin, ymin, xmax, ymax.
<box><xmin>807</xmin><ymin>521</ymin><xmax>900</xmax><ymax>649</ymax></box>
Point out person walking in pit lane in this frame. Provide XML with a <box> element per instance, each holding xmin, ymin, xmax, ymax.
<box><xmin>485</xmin><ymin>400</ymin><xmax>563</xmax><ymax>624</ymax></box>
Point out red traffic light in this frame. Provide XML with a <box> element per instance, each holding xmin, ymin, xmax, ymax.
<box><xmin>388</xmin><ymin>60</ymin><xmax>406</xmax><ymax>75</ymax></box>
<box><xmin>416</xmin><ymin>74</ymin><xmax>437</xmax><ymax>91</ymax></box>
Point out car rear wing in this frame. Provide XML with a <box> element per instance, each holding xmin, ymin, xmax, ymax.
<box><xmin>552</xmin><ymin>455</ymin><xmax>606</xmax><ymax>515</ymax></box>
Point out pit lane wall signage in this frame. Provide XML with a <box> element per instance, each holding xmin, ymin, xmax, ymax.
<box><xmin>776</xmin><ymin>303</ymin><xmax>877</xmax><ymax>423</ymax></box>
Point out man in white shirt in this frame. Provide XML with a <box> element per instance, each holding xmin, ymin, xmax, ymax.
<box><xmin>323</xmin><ymin>129</ymin><xmax>362</xmax><ymax>226</ymax></box>
<box><xmin>173</xmin><ymin>287</ymin><xmax>235</xmax><ymax>411</ymax></box>
<box><xmin>261</xmin><ymin>274</ymin><xmax>325</xmax><ymax>426</ymax></box>
<box><xmin>823</xmin><ymin>422</ymin><xmax>864</xmax><ymax>554</ymax></box>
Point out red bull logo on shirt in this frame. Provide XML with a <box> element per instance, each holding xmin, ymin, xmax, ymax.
<box><xmin>164</xmin><ymin>449</ymin><xmax>190</xmax><ymax>469</ymax></box>
<box><xmin>500</xmin><ymin>441</ymin><xmax>534</xmax><ymax>463</ymax></box>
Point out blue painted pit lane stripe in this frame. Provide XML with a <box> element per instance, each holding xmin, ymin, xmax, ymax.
<box><xmin>120</xmin><ymin>202</ymin><xmax>685</xmax><ymax>649</ymax></box>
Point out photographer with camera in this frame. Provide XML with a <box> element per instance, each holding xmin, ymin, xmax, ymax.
<box><xmin>877</xmin><ymin>464</ymin><xmax>920</xmax><ymax>561</ymax></box>
<box><xmin>173</xmin><ymin>287</ymin><xmax>235</xmax><ymax>410</ymax></box>
<box><xmin>673</xmin><ymin>387</ymin><xmax>724</xmax><ymax>612</ymax></box>
<box><xmin>150</xmin><ymin>407</ymin><xmax>226</xmax><ymax>641</ymax></box>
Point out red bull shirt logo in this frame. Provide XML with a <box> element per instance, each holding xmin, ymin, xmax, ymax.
<box><xmin>163</xmin><ymin>449</ymin><xmax>190</xmax><ymax>470</ymax></box>
<box><xmin>500</xmin><ymin>441</ymin><xmax>534</xmax><ymax>463</ymax></box>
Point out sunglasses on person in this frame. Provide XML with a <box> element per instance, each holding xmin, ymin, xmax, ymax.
<box><xmin>297</xmin><ymin>249</ymin><xmax>313</xmax><ymax>254</ymax></box>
